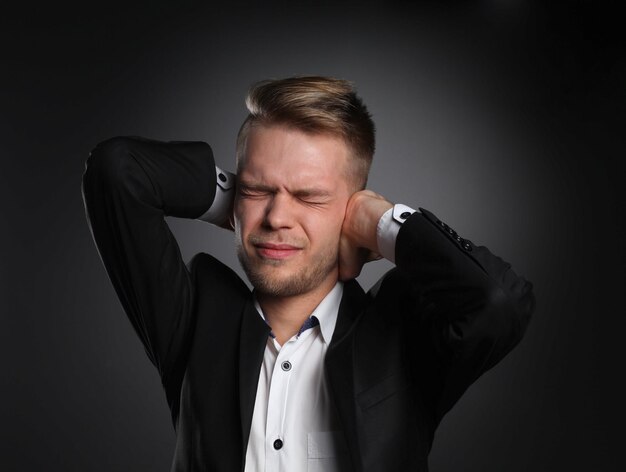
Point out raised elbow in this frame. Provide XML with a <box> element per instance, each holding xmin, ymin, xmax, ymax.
<box><xmin>481</xmin><ymin>277</ymin><xmax>535</xmax><ymax>352</ymax></box>
<box><xmin>83</xmin><ymin>136</ymin><xmax>140</xmax><ymax>188</ymax></box>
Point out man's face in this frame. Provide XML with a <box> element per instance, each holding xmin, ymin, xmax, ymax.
<box><xmin>234</xmin><ymin>124</ymin><xmax>353</xmax><ymax>298</ymax></box>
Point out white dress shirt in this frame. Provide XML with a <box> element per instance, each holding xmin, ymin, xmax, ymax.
<box><xmin>198</xmin><ymin>166</ymin><xmax>416</xmax><ymax>471</ymax></box>
<box><xmin>245</xmin><ymin>282</ymin><xmax>348</xmax><ymax>472</ymax></box>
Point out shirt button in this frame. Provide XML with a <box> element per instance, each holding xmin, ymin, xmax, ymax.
<box><xmin>400</xmin><ymin>211</ymin><xmax>412</xmax><ymax>220</ymax></box>
<box><xmin>218</xmin><ymin>173</ymin><xmax>227</xmax><ymax>182</ymax></box>
<box><xmin>281</xmin><ymin>361</ymin><xmax>292</xmax><ymax>371</ymax></box>
<box><xmin>273</xmin><ymin>438</ymin><xmax>283</xmax><ymax>450</ymax></box>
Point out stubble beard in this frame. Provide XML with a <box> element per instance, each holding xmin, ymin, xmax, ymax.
<box><xmin>235</xmin><ymin>236</ymin><xmax>339</xmax><ymax>298</ymax></box>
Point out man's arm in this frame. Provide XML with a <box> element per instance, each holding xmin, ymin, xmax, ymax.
<box><xmin>81</xmin><ymin>136</ymin><xmax>219</xmax><ymax>387</ymax></box>
<box><xmin>340</xmin><ymin>190</ymin><xmax>535</xmax><ymax>423</ymax></box>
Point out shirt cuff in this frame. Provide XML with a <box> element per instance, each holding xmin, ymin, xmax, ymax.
<box><xmin>376</xmin><ymin>204</ymin><xmax>417</xmax><ymax>263</ymax></box>
<box><xmin>195</xmin><ymin>165</ymin><xmax>235</xmax><ymax>225</ymax></box>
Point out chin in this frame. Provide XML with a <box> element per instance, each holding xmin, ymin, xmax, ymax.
<box><xmin>246</xmin><ymin>266</ymin><xmax>304</xmax><ymax>297</ymax></box>
<box><xmin>237</xmin><ymin>246</ymin><xmax>337</xmax><ymax>298</ymax></box>
<box><xmin>251</xmin><ymin>276</ymin><xmax>308</xmax><ymax>297</ymax></box>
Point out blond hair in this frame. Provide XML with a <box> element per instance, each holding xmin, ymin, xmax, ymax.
<box><xmin>236</xmin><ymin>76</ymin><xmax>375</xmax><ymax>189</ymax></box>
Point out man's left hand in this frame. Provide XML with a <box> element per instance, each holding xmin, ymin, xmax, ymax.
<box><xmin>339</xmin><ymin>190</ymin><xmax>393</xmax><ymax>280</ymax></box>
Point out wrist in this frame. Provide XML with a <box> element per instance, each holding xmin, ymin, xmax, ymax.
<box><xmin>196</xmin><ymin>166</ymin><xmax>235</xmax><ymax>226</ymax></box>
<box><xmin>376</xmin><ymin>204</ymin><xmax>417</xmax><ymax>263</ymax></box>
<box><xmin>363</xmin><ymin>199</ymin><xmax>394</xmax><ymax>252</ymax></box>
<box><xmin>345</xmin><ymin>191</ymin><xmax>393</xmax><ymax>253</ymax></box>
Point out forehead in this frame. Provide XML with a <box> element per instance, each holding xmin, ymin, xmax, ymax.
<box><xmin>239</xmin><ymin>124</ymin><xmax>350</xmax><ymax>186</ymax></box>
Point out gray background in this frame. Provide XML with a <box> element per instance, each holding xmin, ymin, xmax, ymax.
<box><xmin>2</xmin><ymin>1</ymin><xmax>624</xmax><ymax>471</ymax></box>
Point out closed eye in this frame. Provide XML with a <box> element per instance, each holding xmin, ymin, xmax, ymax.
<box><xmin>293</xmin><ymin>189</ymin><xmax>332</xmax><ymax>205</ymax></box>
<box><xmin>239</xmin><ymin>189</ymin><xmax>270</xmax><ymax>198</ymax></box>
<box><xmin>238</xmin><ymin>182</ymin><xmax>333</xmax><ymax>205</ymax></box>
<box><xmin>297</xmin><ymin>197</ymin><xmax>329</xmax><ymax>206</ymax></box>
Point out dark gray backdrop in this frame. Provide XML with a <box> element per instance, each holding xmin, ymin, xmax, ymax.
<box><xmin>2</xmin><ymin>1</ymin><xmax>623</xmax><ymax>471</ymax></box>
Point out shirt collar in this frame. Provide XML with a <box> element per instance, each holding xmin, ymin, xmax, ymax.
<box><xmin>253</xmin><ymin>281</ymin><xmax>344</xmax><ymax>344</ymax></box>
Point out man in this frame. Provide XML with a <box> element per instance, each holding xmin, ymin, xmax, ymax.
<box><xmin>82</xmin><ymin>76</ymin><xmax>534</xmax><ymax>471</ymax></box>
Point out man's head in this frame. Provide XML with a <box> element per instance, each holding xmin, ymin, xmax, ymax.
<box><xmin>236</xmin><ymin>76</ymin><xmax>375</xmax><ymax>191</ymax></box>
<box><xmin>234</xmin><ymin>76</ymin><xmax>376</xmax><ymax>298</ymax></box>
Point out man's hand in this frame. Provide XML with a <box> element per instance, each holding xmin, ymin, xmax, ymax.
<box><xmin>339</xmin><ymin>190</ymin><xmax>393</xmax><ymax>281</ymax></box>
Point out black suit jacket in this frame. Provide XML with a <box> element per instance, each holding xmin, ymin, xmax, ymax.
<box><xmin>82</xmin><ymin>136</ymin><xmax>534</xmax><ymax>472</ymax></box>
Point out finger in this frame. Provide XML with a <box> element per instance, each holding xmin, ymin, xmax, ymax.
<box><xmin>366</xmin><ymin>251</ymin><xmax>383</xmax><ymax>262</ymax></box>
<box><xmin>338</xmin><ymin>236</ymin><xmax>364</xmax><ymax>281</ymax></box>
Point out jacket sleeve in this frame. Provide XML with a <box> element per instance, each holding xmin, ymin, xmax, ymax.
<box><xmin>393</xmin><ymin>207</ymin><xmax>535</xmax><ymax>425</ymax></box>
<box><xmin>81</xmin><ymin>136</ymin><xmax>217</xmax><ymax>388</ymax></box>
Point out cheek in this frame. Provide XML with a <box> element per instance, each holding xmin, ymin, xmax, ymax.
<box><xmin>235</xmin><ymin>200</ymin><xmax>260</xmax><ymax>233</ymax></box>
<box><xmin>234</xmin><ymin>197</ymin><xmax>246</xmax><ymax>220</ymax></box>
<box><xmin>306</xmin><ymin>210</ymin><xmax>345</xmax><ymax>245</ymax></box>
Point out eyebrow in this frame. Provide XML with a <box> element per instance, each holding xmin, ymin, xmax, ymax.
<box><xmin>237</xmin><ymin>181</ymin><xmax>277</xmax><ymax>193</ymax></box>
<box><xmin>292</xmin><ymin>188</ymin><xmax>332</xmax><ymax>199</ymax></box>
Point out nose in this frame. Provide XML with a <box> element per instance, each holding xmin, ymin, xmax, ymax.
<box><xmin>263</xmin><ymin>193</ymin><xmax>294</xmax><ymax>230</ymax></box>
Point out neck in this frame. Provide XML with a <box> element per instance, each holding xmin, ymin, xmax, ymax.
<box><xmin>257</xmin><ymin>277</ymin><xmax>337</xmax><ymax>345</ymax></box>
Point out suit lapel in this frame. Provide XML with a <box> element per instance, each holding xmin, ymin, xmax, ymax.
<box><xmin>325</xmin><ymin>279</ymin><xmax>367</xmax><ymax>472</ymax></box>
<box><xmin>238</xmin><ymin>298</ymin><xmax>270</xmax><ymax>456</ymax></box>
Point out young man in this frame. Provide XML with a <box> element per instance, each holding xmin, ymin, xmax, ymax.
<box><xmin>82</xmin><ymin>76</ymin><xmax>534</xmax><ymax>471</ymax></box>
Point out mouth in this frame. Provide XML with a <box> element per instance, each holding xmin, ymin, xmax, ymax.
<box><xmin>253</xmin><ymin>242</ymin><xmax>303</xmax><ymax>260</ymax></box>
